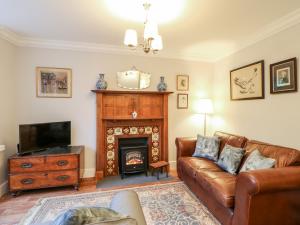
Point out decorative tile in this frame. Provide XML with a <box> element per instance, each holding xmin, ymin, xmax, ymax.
<box><xmin>107</xmin><ymin>135</ymin><xmax>114</xmax><ymax>144</ymax></box>
<box><xmin>152</xmin><ymin>133</ymin><xmax>159</xmax><ymax>141</ymax></box>
<box><xmin>145</xmin><ymin>127</ymin><xmax>152</xmax><ymax>134</ymax></box>
<box><xmin>114</xmin><ymin>127</ymin><xmax>123</xmax><ymax>135</ymax></box>
<box><xmin>129</xmin><ymin>127</ymin><xmax>138</xmax><ymax>134</ymax></box>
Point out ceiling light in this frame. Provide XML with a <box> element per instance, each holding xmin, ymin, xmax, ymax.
<box><xmin>123</xmin><ymin>1</ymin><xmax>163</xmax><ymax>54</ymax></box>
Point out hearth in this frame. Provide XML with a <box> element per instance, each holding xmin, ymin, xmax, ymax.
<box><xmin>118</xmin><ymin>137</ymin><xmax>148</xmax><ymax>179</ymax></box>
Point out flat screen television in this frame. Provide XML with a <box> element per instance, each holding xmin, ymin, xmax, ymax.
<box><xmin>18</xmin><ymin>121</ymin><xmax>71</xmax><ymax>155</ymax></box>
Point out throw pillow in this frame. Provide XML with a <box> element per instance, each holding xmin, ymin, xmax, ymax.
<box><xmin>240</xmin><ymin>149</ymin><xmax>276</xmax><ymax>172</ymax></box>
<box><xmin>217</xmin><ymin>144</ymin><xmax>245</xmax><ymax>175</ymax></box>
<box><xmin>193</xmin><ymin>134</ymin><xmax>220</xmax><ymax>161</ymax></box>
<box><xmin>52</xmin><ymin>207</ymin><xmax>137</xmax><ymax>225</ymax></box>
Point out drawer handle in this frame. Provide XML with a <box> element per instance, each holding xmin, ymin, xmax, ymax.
<box><xmin>56</xmin><ymin>175</ymin><xmax>70</xmax><ymax>181</ymax></box>
<box><xmin>21</xmin><ymin>163</ymin><xmax>32</xmax><ymax>168</ymax></box>
<box><xmin>21</xmin><ymin>178</ymin><xmax>34</xmax><ymax>185</ymax></box>
<box><xmin>57</xmin><ymin>160</ymin><xmax>69</xmax><ymax>166</ymax></box>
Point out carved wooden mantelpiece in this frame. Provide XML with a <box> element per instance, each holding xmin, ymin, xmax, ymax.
<box><xmin>92</xmin><ymin>90</ymin><xmax>173</xmax><ymax>180</ymax></box>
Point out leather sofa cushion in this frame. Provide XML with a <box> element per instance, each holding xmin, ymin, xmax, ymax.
<box><xmin>243</xmin><ymin>140</ymin><xmax>300</xmax><ymax>168</ymax></box>
<box><xmin>178</xmin><ymin>157</ymin><xmax>236</xmax><ymax>208</ymax></box>
<box><xmin>214</xmin><ymin>131</ymin><xmax>248</xmax><ymax>155</ymax></box>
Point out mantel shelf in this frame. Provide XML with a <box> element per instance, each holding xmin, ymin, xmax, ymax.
<box><xmin>91</xmin><ymin>90</ymin><xmax>173</xmax><ymax>95</ymax></box>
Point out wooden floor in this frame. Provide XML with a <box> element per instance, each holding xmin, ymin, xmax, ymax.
<box><xmin>0</xmin><ymin>170</ymin><xmax>178</xmax><ymax>225</ymax></box>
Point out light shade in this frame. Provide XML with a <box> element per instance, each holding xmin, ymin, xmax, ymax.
<box><xmin>197</xmin><ymin>99</ymin><xmax>214</xmax><ymax>114</ymax></box>
<box><xmin>0</xmin><ymin>145</ymin><xmax>5</xmax><ymax>152</ymax></box>
<box><xmin>144</xmin><ymin>20</ymin><xmax>158</xmax><ymax>39</ymax></box>
<box><xmin>151</xmin><ymin>35</ymin><xmax>163</xmax><ymax>51</ymax></box>
<box><xmin>124</xmin><ymin>29</ymin><xmax>138</xmax><ymax>47</ymax></box>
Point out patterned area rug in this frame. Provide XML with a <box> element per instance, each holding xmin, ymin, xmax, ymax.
<box><xmin>19</xmin><ymin>182</ymin><xmax>220</xmax><ymax>225</ymax></box>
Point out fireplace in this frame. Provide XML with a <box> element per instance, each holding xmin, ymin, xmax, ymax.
<box><xmin>118</xmin><ymin>137</ymin><xmax>148</xmax><ymax>179</ymax></box>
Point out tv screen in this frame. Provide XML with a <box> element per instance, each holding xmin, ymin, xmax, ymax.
<box><xmin>19</xmin><ymin>121</ymin><xmax>71</xmax><ymax>154</ymax></box>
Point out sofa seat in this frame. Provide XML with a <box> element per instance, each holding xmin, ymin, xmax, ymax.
<box><xmin>178</xmin><ymin>157</ymin><xmax>236</xmax><ymax>208</ymax></box>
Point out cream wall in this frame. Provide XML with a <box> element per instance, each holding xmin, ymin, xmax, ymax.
<box><xmin>0</xmin><ymin>38</ymin><xmax>17</xmax><ymax>187</ymax></box>
<box><xmin>212</xmin><ymin>23</ymin><xmax>300</xmax><ymax>149</ymax></box>
<box><xmin>14</xmin><ymin>47</ymin><xmax>214</xmax><ymax>176</ymax></box>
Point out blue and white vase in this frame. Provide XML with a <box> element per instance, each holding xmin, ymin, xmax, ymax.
<box><xmin>96</xmin><ymin>73</ymin><xmax>107</xmax><ymax>90</ymax></box>
<box><xmin>157</xmin><ymin>76</ymin><xmax>167</xmax><ymax>91</ymax></box>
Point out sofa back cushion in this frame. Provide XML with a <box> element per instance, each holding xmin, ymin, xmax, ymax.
<box><xmin>243</xmin><ymin>140</ymin><xmax>300</xmax><ymax>168</ymax></box>
<box><xmin>214</xmin><ymin>131</ymin><xmax>248</xmax><ymax>155</ymax></box>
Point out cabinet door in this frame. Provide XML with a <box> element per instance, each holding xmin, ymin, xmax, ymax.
<box><xmin>138</xmin><ymin>95</ymin><xmax>163</xmax><ymax>119</ymax></box>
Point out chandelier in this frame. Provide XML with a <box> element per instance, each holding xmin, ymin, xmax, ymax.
<box><xmin>123</xmin><ymin>2</ymin><xmax>163</xmax><ymax>54</ymax></box>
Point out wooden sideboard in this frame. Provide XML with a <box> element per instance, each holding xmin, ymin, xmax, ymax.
<box><xmin>92</xmin><ymin>90</ymin><xmax>173</xmax><ymax>180</ymax></box>
<box><xmin>8</xmin><ymin>146</ymin><xmax>84</xmax><ymax>196</ymax></box>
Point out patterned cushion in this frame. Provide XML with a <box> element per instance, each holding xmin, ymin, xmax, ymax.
<box><xmin>240</xmin><ymin>149</ymin><xmax>276</xmax><ymax>172</ymax></box>
<box><xmin>193</xmin><ymin>135</ymin><xmax>220</xmax><ymax>161</ymax></box>
<box><xmin>217</xmin><ymin>144</ymin><xmax>245</xmax><ymax>175</ymax></box>
<box><xmin>52</xmin><ymin>207</ymin><xmax>137</xmax><ymax>225</ymax></box>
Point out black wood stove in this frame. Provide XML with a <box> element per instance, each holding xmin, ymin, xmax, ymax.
<box><xmin>118</xmin><ymin>137</ymin><xmax>148</xmax><ymax>179</ymax></box>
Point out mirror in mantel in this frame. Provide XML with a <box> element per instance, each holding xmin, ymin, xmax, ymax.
<box><xmin>117</xmin><ymin>67</ymin><xmax>151</xmax><ymax>90</ymax></box>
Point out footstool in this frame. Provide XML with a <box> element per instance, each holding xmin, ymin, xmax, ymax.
<box><xmin>149</xmin><ymin>161</ymin><xmax>169</xmax><ymax>180</ymax></box>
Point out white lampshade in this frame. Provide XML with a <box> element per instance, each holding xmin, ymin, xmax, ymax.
<box><xmin>0</xmin><ymin>145</ymin><xmax>5</xmax><ymax>152</ymax></box>
<box><xmin>151</xmin><ymin>35</ymin><xmax>163</xmax><ymax>51</ymax></box>
<box><xmin>144</xmin><ymin>20</ymin><xmax>158</xmax><ymax>39</ymax></box>
<box><xmin>124</xmin><ymin>29</ymin><xmax>138</xmax><ymax>47</ymax></box>
<box><xmin>197</xmin><ymin>99</ymin><xmax>213</xmax><ymax>114</ymax></box>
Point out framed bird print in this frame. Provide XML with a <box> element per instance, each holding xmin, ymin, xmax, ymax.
<box><xmin>230</xmin><ymin>60</ymin><xmax>265</xmax><ymax>100</ymax></box>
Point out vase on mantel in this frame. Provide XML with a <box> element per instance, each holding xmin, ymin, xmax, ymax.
<box><xmin>157</xmin><ymin>76</ymin><xmax>167</xmax><ymax>91</ymax></box>
<box><xmin>96</xmin><ymin>73</ymin><xmax>108</xmax><ymax>90</ymax></box>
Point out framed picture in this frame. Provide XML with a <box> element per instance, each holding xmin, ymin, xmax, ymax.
<box><xmin>36</xmin><ymin>67</ymin><xmax>72</xmax><ymax>98</ymax></box>
<box><xmin>177</xmin><ymin>75</ymin><xmax>189</xmax><ymax>91</ymax></box>
<box><xmin>230</xmin><ymin>60</ymin><xmax>264</xmax><ymax>100</ymax></box>
<box><xmin>177</xmin><ymin>94</ymin><xmax>188</xmax><ymax>109</ymax></box>
<box><xmin>270</xmin><ymin>58</ymin><xmax>297</xmax><ymax>94</ymax></box>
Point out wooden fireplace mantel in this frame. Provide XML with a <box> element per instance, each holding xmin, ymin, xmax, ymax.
<box><xmin>92</xmin><ymin>90</ymin><xmax>173</xmax><ymax>180</ymax></box>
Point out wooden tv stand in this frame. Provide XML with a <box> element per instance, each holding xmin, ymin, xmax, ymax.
<box><xmin>8</xmin><ymin>146</ymin><xmax>84</xmax><ymax>196</ymax></box>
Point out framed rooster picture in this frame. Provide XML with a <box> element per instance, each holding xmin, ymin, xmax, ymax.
<box><xmin>230</xmin><ymin>60</ymin><xmax>265</xmax><ymax>100</ymax></box>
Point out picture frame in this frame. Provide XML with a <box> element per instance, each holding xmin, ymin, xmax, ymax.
<box><xmin>270</xmin><ymin>58</ymin><xmax>297</xmax><ymax>94</ymax></box>
<box><xmin>177</xmin><ymin>94</ymin><xmax>188</xmax><ymax>109</ymax></box>
<box><xmin>36</xmin><ymin>67</ymin><xmax>72</xmax><ymax>98</ymax></box>
<box><xmin>230</xmin><ymin>60</ymin><xmax>264</xmax><ymax>101</ymax></box>
<box><xmin>177</xmin><ymin>75</ymin><xmax>189</xmax><ymax>91</ymax></box>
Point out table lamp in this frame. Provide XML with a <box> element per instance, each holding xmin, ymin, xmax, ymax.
<box><xmin>197</xmin><ymin>99</ymin><xmax>213</xmax><ymax>136</ymax></box>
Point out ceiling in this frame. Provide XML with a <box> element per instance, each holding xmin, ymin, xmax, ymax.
<box><xmin>1</xmin><ymin>0</ymin><xmax>300</xmax><ymax>62</ymax></box>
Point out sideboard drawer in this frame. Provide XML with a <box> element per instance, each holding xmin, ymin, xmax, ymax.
<box><xmin>47</xmin><ymin>170</ymin><xmax>78</xmax><ymax>186</ymax></box>
<box><xmin>9</xmin><ymin>157</ymin><xmax>45</xmax><ymax>173</ymax></box>
<box><xmin>46</xmin><ymin>155</ymin><xmax>78</xmax><ymax>171</ymax></box>
<box><xmin>9</xmin><ymin>173</ymin><xmax>47</xmax><ymax>191</ymax></box>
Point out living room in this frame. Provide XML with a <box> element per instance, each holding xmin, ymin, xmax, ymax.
<box><xmin>1</xmin><ymin>0</ymin><xmax>300</xmax><ymax>225</ymax></box>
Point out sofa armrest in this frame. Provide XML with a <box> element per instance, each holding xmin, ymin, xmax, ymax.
<box><xmin>232</xmin><ymin>167</ymin><xmax>300</xmax><ymax>225</ymax></box>
<box><xmin>175</xmin><ymin>137</ymin><xmax>197</xmax><ymax>160</ymax></box>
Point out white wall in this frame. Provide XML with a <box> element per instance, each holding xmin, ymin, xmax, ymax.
<box><xmin>212</xmin><ymin>23</ymin><xmax>300</xmax><ymax>149</ymax></box>
<box><xmin>14</xmin><ymin>47</ymin><xmax>214</xmax><ymax>176</ymax></box>
<box><xmin>0</xmin><ymin>38</ymin><xmax>17</xmax><ymax>186</ymax></box>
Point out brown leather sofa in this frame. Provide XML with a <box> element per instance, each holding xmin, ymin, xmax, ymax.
<box><xmin>176</xmin><ymin>131</ymin><xmax>300</xmax><ymax>225</ymax></box>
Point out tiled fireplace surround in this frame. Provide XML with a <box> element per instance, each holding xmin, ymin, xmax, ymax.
<box><xmin>105</xmin><ymin>125</ymin><xmax>160</xmax><ymax>176</ymax></box>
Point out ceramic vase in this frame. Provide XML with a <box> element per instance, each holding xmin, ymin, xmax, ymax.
<box><xmin>96</xmin><ymin>73</ymin><xmax>108</xmax><ymax>90</ymax></box>
<box><xmin>157</xmin><ymin>76</ymin><xmax>167</xmax><ymax>91</ymax></box>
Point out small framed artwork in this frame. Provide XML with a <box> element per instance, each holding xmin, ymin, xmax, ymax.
<box><xmin>177</xmin><ymin>75</ymin><xmax>189</xmax><ymax>91</ymax></box>
<box><xmin>36</xmin><ymin>67</ymin><xmax>72</xmax><ymax>98</ymax></box>
<box><xmin>177</xmin><ymin>94</ymin><xmax>188</xmax><ymax>109</ymax></box>
<box><xmin>230</xmin><ymin>60</ymin><xmax>264</xmax><ymax>101</ymax></box>
<box><xmin>270</xmin><ymin>58</ymin><xmax>297</xmax><ymax>94</ymax></box>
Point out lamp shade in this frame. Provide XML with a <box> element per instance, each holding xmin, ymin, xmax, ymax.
<box><xmin>144</xmin><ymin>20</ymin><xmax>158</xmax><ymax>39</ymax></box>
<box><xmin>124</xmin><ymin>29</ymin><xmax>138</xmax><ymax>47</ymax></box>
<box><xmin>151</xmin><ymin>35</ymin><xmax>163</xmax><ymax>51</ymax></box>
<box><xmin>197</xmin><ymin>99</ymin><xmax>213</xmax><ymax>114</ymax></box>
<box><xmin>0</xmin><ymin>145</ymin><xmax>5</xmax><ymax>152</ymax></box>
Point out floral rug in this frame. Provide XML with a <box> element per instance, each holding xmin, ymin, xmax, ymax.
<box><xmin>19</xmin><ymin>182</ymin><xmax>220</xmax><ymax>225</ymax></box>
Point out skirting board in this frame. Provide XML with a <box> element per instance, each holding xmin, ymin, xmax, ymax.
<box><xmin>0</xmin><ymin>181</ymin><xmax>8</xmax><ymax>197</ymax></box>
